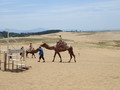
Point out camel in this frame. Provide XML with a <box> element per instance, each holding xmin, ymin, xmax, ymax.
<box><xmin>26</xmin><ymin>48</ymin><xmax>39</xmax><ymax>58</ymax></box>
<box><xmin>40</xmin><ymin>43</ymin><xmax>76</xmax><ymax>63</ymax></box>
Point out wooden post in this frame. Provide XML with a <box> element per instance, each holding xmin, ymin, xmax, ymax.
<box><xmin>8</xmin><ymin>56</ymin><xmax>10</xmax><ymax>70</ymax></box>
<box><xmin>4</xmin><ymin>52</ymin><xmax>7</xmax><ymax>71</ymax></box>
<box><xmin>0</xmin><ymin>51</ymin><xmax>1</xmax><ymax>70</ymax></box>
<box><xmin>12</xmin><ymin>61</ymin><xmax>14</xmax><ymax>71</ymax></box>
<box><xmin>0</xmin><ymin>56</ymin><xmax>1</xmax><ymax>70</ymax></box>
<box><xmin>0</xmin><ymin>60</ymin><xmax>1</xmax><ymax>70</ymax></box>
<box><xmin>0</xmin><ymin>45</ymin><xmax>1</xmax><ymax>70</ymax></box>
<box><xmin>0</xmin><ymin>53</ymin><xmax>1</xmax><ymax>70</ymax></box>
<box><xmin>6</xmin><ymin>29</ymin><xmax>9</xmax><ymax>51</ymax></box>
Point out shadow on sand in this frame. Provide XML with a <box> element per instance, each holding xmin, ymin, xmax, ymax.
<box><xmin>2</xmin><ymin>66</ymin><xmax>32</xmax><ymax>73</ymax></box>
<box><xmin>38</xmin><ymin>60</ymin><xmax>76</xmax><ymax>63</ymax></box>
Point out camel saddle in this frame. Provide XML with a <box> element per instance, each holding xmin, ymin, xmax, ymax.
<box><xmin>56</xmin><ymin>41</ymin><xmax>67</xmax><ymax>50</ymax></box>
<box><xmin>27</xmin><ymin>47</ymin><xmax>34</xmax><ymax>52</ymax></box>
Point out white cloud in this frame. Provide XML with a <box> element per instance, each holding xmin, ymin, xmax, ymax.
<box><xmin>1</xmin><ymin>0</ymin><xmax>120</xmax><ymax>15</ymax></box>
<box><xmin>0</xmin><ymin>0</ymin><xmax>16</xmax><ymax>6</ymax></box>
<box><xmin>42</xmin><ymin>1</ymin><xmax>119</xmax><ymax>15</ymax></box>
<box><xmin>45</xmin><ymin>0</ymin><xmax>120</xmax><ymax>14</ymax></box>
<box><xmin>0</xmin><ymin>9</ymin><xmax>15</xmax><ymax>13</ymax></box>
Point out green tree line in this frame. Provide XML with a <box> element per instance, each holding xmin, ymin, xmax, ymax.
<box><xmin>0</xmin><ymin>30</ymin><xmax>62</xmax><ymax>38</ymax></box>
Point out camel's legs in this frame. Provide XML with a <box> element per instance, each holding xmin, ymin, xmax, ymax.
<box><xmin>68</xmin><ymin>53</ymin><xmax>72</xmax><ymax>63</ymax></box>
<box><xmin>26</xmin><ymin>52</ymin><xmax>28</xmax><ymax>57</ymax></box>
<box><xmin>52</xmin><ymin>52</ymin><xmax>57</xmax><ymax>62</ymax></box>
<box><xmin>57</xmin><ymin>52</ymin><xmax>62</xmax><ymax>62</ymax></box>
<box><xmin>34</xmin><ymin>54</ymin><xmax>36</xmax><ymax>58</ymax></box>
<box><xmin>32</xmin><ymin>53</ymin><xmax>36</xmax><ymax>58</ymax></box>
<box><xmin>72</xmin><ymin>53</ymin><xmax>76</xmax><ymax>62</ymax></box>
<box><xmin>68</xmin><ymin>47</ymin><xmax>76</xmax><ymax>63</ymax></box>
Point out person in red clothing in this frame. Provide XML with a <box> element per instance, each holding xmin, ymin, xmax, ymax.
<box><xmin>29</xmin><ymin>43</ymin><xmax>33</xmax><ymax>51</ymax></box>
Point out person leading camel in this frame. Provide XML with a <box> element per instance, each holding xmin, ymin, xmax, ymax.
<box><xmin>38</xmin><ymin>46</ymin><xmax>45</xmax><ymax>62</ymax></box>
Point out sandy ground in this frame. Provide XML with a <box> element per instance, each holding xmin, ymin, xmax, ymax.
<box><xmin>0</xmin><ymin>31</ymin><xmax>120</xmax><ymax>90</ymax></box>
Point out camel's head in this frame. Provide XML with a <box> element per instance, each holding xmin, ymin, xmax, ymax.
<box><xmin>40</xmin><ymin>43</ymin><xmax>47</xmax><ymax>47</ymax></box>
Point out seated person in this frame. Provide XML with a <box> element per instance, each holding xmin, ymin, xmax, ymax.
<box><xmin>56</xmin><ymin>35</ymin><xmax>67</xmax><ymax>48</ymax></box>
<box><xmin>29</xmin><ymin>43</ymin><xmax>33</xmax><ymax>51</ymax></box>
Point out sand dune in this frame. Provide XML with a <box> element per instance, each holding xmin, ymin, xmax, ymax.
<box><xmin>0</xmin><ymin>31</ymin><xmax>120</xmax><ymax>90</ymax></box>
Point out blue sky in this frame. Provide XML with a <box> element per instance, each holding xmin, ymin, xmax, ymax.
<box><xmin>0</xmin><ymin>0</ymin><xmax>120</xmax><ymax>31</ymax></box>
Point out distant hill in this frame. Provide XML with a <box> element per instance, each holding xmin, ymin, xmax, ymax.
<box><xmin>0</xmin><ymin>28</ymin><xmax>48</xmax><ymax>33</ymax></box>
<box><xmin>1</xmin><ymin>28</ymin><xmax>120</xmax><ymax>33</ymax></box>
<box><xmin>0</xmin><ymin>30</ymin><xmax>62</xmax><ymax>38</ymax></box>
<box><xmin>15</xmin><ymin>28</ymin><xmax>48</xmax><ymax>33</ymax></box>
<box><xmin>30</xmin><ymin>30</ymin><xmax>62</xmax><ymax>35</ymax></box>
